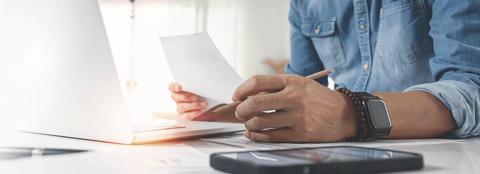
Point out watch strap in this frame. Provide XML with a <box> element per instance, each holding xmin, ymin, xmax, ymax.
<box><xmin>354</xmin><ymin>92</ymin><xmax>380</xmax><ymax>100</ymax></box>
<box><xmin>353</xmin><ymin>92</ymin><xmax>391</xmax><ymax>139</ymax></box>
<box><xmin>336</xmin><ymin>88</ymin><xmax>370</xmax><ymax>141</ymax></box>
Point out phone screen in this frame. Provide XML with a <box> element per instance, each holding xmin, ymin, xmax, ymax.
<box><xmin>219</xmin><ymin>147</ymin><xmax>415</xmax><ymax>166</ymax></box>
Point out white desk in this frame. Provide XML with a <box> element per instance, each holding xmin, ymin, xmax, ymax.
<box><xmin>0</xmin><ymin>130</ymin><xmax>478</xmax><ymax>174</ymax></box>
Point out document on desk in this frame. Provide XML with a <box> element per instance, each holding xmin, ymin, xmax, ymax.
<box><xmin>201</xmin><ymin>132</ymin><xmax>464</xmax><ymax>150</ymax></box>
<box><xmin>161</xmin><ymin>33</ymin><xmax>244</xmax><ymax>109</ymax></box>
<box><xmin>100</xmin><ymin>145</ymin><xmax>209</xmax><ymax>169</ymax></box>
<box><xmin>1</xmin><ymin>145</ymin><xmax>212</xmax><ymax>174</ymax></box>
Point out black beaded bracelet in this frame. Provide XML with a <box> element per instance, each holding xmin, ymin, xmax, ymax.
<box><xmin>336</xmin><ymin>88</ymin><xmax>369</xmax><ymax>141</ymax></box>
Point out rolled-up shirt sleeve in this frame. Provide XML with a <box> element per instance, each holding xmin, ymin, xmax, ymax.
<box><xmin>404</xmin><ymin>0</ymin><xmax>480</xmax><ymax>138</ymax></box>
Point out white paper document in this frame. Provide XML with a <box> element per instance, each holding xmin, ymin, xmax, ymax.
<box><xmin>201</xmin><ymin>132</ymin><xmax>464</xmax><ymax>150</ymax></box>
<box><xmin>161</xmin><ymin>33</ymin><xmax>244</xmax><ymax>109</ymax></box>
<box><xmin>1</xmin><ymin>145</ymin><xmax>212</xmax><ymax>174</ymax></box>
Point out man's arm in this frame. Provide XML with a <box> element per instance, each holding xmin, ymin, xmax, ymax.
<box><xmin>357</xmin><ymin>0</ymin><xmax>480</xmax><ymax>139</ymax></box>
<box><xmin>361</xmin><ymin>0</ymin><xmax>480</xmax><ymax>139</ymax></box>
<box><xmin>375</xmin><ymin>92</ymin><xmax>455</xmax><ymax>138</ymax></box>
<box><xmin>395</xmin><ymin>0</ymin><xmax>480</xmax><ymax>138</ymax></box>
<box><xmin>232</xmin><ymin>0</ymin><xmax>480</xmax><ymax>143</ymax></box>
<box><xmin>360</xmin><ymin>0</ymin><xmax>480</xmax><ymax>139</ymax></box>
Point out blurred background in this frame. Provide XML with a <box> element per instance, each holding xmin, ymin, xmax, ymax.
<box><xmin>98</xmin><ymin>0</ymin><xmax>291</xmax><ymax>113</ymax></box>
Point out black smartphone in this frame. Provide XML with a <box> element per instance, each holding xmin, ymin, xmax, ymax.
<box><xmin>210</xmin><ymin>146</ymin><xmax>423</xmax><ymax>174</ymax></box>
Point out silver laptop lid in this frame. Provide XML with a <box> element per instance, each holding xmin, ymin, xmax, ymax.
<box><xmin>0</xmin><ymin>0</ymin><xmax>134</xmax><ymax>143</ymax></box>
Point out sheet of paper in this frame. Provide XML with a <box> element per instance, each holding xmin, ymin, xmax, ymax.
<box><xmin>161</xmin><ymin>33</ymin><xmax>244</xmax><ymax>108</ymax></box>
<box><xmin>1</xmin><ymin>144</ymin><xmax>212</xmax><ymax>174</ymax></box>
<box><xmin>98</xmin><ymin>145</ymin><xmax>209</xmax><ymax>169</ymax></box>
<box><xmin>201</xmin><ymin>132</ymin><xmax>464</xmax><ymax>150</ymax></box>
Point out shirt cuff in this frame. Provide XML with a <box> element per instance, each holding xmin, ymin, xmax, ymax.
<box><xmin>404</xmin><ymin>80</ymin><xmax>480</xmax><ymax>138</ymax></box>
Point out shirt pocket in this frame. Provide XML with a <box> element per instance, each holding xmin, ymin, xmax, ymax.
<box><xmin>376</xmin><ymin>0</ymin><xmax>434</xmax><ymax>64</ymax></box>
<box><xmin>301</xmin><ymin>17</ymin><xmax>346</xmax><ymax>68</ymax></box>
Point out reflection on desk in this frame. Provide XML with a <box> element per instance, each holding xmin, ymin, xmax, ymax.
<box><xmin>0</xmin><ymin>130</ymin><xmax>479</xmax><ymax>174</ymax></box>
<box><xmin>389</xmin><ymin>141</ymin><xmax>480</xmax><ymax>174</ymax></box>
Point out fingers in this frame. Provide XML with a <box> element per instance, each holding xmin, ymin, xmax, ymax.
<box><xmin>235</xmin><ymin>92</ymin><xmax>289</xmax><ymax>121</ymax></box>
<box><xmin>233</xmin><ymin>75</ymin><xmax>286</xmax><ymax>102</ymax></box>
<box><xmin>244</xmin><ymin>111</ymin><xmax>294</xmax><ymax>131</ymax></box>
<box><xmin>181</xmin><ymin>110</ymin><xmax>207</xmax><ymax>120</ymax></box>
<box><xmin>212</xmin><ymin>102</ymin><xmax>239</xmax><ymax>113</ymax></box>
<box><xmin>169</xmin><ymin>83</ymin><xmax>204</xmax><ymax>104</ymax></box>
<box><xmin>171</xmin><ymin>92</ymin><xmax>202</xmax><ymax>103</ymax></box>
<box><xmin>168</xmin><ymin>83</ymin><xmax>183</xmax><ymax>93</ymax></box>
<box><xmin>177</xmin><ymin>101</ymin><xmax>208</xmax><ymax>114</ymax></box>
<box><xmin>245</xmin><ymin>128</ymin><xmax>295</xmax><ymax>143</ymax></box>
<box><xmin>169</xmin><ymin>83</ymin><xmax>212</xmax><ymax>121</ymax></box>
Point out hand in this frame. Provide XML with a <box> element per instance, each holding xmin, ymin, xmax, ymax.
<box><xmin>232</xmin><ymin>74</ymin><xmax>357</xmax><ymax>143</ymax></box>
<box><xmin>168</xmin><ymin>83</ymin><xmax>239</xmax><ymax>122</ymax></box>
<box><xmin>169</xmin><ymin>83</ymin><xmax>208</xmax><ymax>120</ymax></box>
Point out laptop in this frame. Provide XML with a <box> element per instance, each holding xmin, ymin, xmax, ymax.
<box><xmin>0</xmin><ymin>0</ymin><xmax>244</xmax><ymax>144</ymax></box>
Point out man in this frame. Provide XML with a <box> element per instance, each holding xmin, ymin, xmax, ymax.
<box><xmin>169</xmin><ymin>0</ymin><xmax>480</xmax><ymax>143</ymax></box>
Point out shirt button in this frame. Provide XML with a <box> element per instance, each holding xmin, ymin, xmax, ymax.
<box><xmin>315</xmin><ymin>25</ymin><xmax>321</xmax><ymax>34</ymax></box>
<box><xmin>363</xmin><ymin>63</ymin><xmax>369</xmax><ymax>71</ymax></box>
<box><xmin>359</xmin><ymin>24</ymin><xmax>367</xmax><ymax>30</ymax></box>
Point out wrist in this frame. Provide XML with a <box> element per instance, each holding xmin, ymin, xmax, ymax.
<box><xmin>337</xmin><ymin>91</ymin><xmax>358</xmax><ymax>140</ymax></box>
<box><xmin>338</xmin><ymin>89</ymin><xmax>393</xmax><ymax>141</ymax></box>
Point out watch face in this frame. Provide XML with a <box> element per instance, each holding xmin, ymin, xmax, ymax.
<box><xmin>366</xmin><ymin>100</ymin><xmax>392</xmax><ymax>130</ymax></box>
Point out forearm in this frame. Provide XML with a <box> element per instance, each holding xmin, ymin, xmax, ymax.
<box><xmin>375</xmin><ymin>91</ymin><xmax>456</xmax><ymax>139</ymax></box>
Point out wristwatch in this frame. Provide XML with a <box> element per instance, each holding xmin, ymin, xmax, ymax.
<box><xmin>354</xmin><ymin>92</ymin><xmax>392</xmax><ymax>140</ymax></box>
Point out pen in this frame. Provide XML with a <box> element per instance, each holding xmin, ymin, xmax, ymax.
<box><xmin>0</xmin><ymin>147</ymin><xmax>89</xmax><ymax>160</ymax></box>
<box><xmin>306</xmin><ymin>69</ymin><xmax>332</xmax><ymax>80</ymax></box>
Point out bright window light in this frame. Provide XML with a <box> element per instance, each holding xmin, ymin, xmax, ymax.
<box><xmin>99</xmin><ymin>0</ymin><xmax>291</xmax><ymax>115</ymax></box>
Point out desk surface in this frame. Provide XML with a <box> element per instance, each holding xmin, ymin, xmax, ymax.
<box><xmin>0</xmin><ymin>130</ymin><xmax>478</xmax><ymax>174</ymax></box>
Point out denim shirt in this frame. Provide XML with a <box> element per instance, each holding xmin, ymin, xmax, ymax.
<box><xmin>285</xmin><ymin>0</ymin><xmax>480</xmax><ymax>138</ymax></box>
